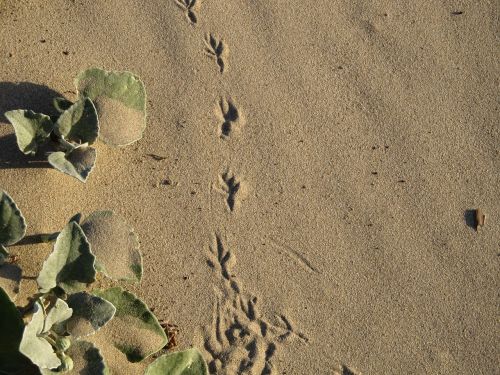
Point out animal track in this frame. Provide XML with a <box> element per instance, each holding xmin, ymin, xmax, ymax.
<box><xmin>175</xmin><ymin>0</ymin><xmax>199</xmax><ymax>25</ymax></box>
<box><xmin>333</xmin><ymin>365</ymin><xmax>362</xmax><ymax>375</ymax></box>
<box><xmin>216</xmin><ymin>98</ymin><xmax>244</xmax><ymax>138</ymax></box>
<box><xmin>201</xmin><ymin>234</ymin><xmax>309</xmax><ymax>375</ymax></box>
<box><xmin>205</xmin><ymin>34</ymin><xmax>228</xmax><ymax>73</ymax></box>
<box><xmin>216</xmin><ymin>169</ymin><xmax>247</xmax><ymax>212</ymax></box>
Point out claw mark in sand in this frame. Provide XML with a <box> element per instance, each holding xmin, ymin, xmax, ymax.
<box><xmin>215</xmin><ymin>169</ymin><xmax>247</xmax><ymax>212</ymax></box>
<box><xmin>268</xmin><ymin>238</ymin><xmax>319</xmax><ymax>274</ymax></box>
<box><xmin>216</xmin><ymin>98</ymin><xmax>244</xmax><ymax>138</ymax></box>
<box><xmin>175</xmin><ymin>0</ymin><xmax>200</xmax><ymax>25</ymax></box>
<box><xmin>205</xmin><ymin>34</ymin><xmax>228</xmax><ymax>73</ymax></box>
<box><xmin>200</xmin><ymin>234</ymin><xmax>309</xmax><ymax>374</ymax></box>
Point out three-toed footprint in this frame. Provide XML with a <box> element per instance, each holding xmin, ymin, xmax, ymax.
<box><xmin>205</xmin><ymin>34</ymin><xmax>228</xmax><ymax>73</ymax></box>
<box><xmin>175</xmin><ymin>0</ymin><xmax>200</xmax><ymax>25</ymax></box>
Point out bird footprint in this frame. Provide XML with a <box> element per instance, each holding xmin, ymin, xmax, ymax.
<box><xmin>175</xmin><ymin>0</ymin><xmax>199</xmax><ymax>25</ymax></box>
<box><xmin>205</xmin><ymin>34</ymin><xmax>228</xmax><ymax>73</ymax></box>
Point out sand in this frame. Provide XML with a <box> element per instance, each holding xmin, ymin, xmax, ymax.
<box><xmin>0</xmin><ymin>0</ymin><xmax>498</xmax><ymax>374</ymax></box>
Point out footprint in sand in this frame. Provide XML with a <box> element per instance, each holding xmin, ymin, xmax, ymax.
<box><xmin>214</xmin><ymin>169</ymin><xmax>248</xmax><ymax>212</ymax></box>
<box><xmin>200</xmin><ymin>234</ymin><xmax>309</xmax><ymax>375</ymax></box>
<box><xmin>174</xmin><ymin>0</ymin><xmax>200</xmax><ymax>25</ymax></box>
<box><xmin>205</xmin><ymin>34</ymin><xmax>228</xmax><ymax>73</ymax></box>
<box><xmin>333</xmin><ymin>364</ymin><xmax>362</xmax><ymax>375</ymax></box>
<box><xmin>216</xmin><ymin>97</ymin><xmax>244</xmax><ymax>139</ymax></box>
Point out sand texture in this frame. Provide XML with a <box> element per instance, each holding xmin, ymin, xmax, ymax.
<box><xmin>0</xmin><ymin>0</ymin><xmax>498</xmax><ymax>374</ymax></box>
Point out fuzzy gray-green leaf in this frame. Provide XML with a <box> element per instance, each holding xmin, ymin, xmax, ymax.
<box><xmin>75</xmin><ymin>68</ymin><xmax>146</xmax><ymax>146</ymax></box>
<box><xmin>48</xmin><ymin>144</ymin><xmax>96</xmax><ymax>182</ymax></box>
<box><xmin>66</xmin><ymin>292</ymin><xmax>116</xmax><ymax>338</ymax></box>
<box><xmin>93</xmin><ymin>287</ymin><xmax>167</xmax><ymax>362</ymax></box>
<box><xmin>37</xmin><ymin>221</ymin><xmax>96</xmax><ymax>293</ymax></box>
<box><xmin>81</xmin><ymin>211</ymin><xmax>142</xmax><ymax>282</ymax></box>
<box><xmin>0</xmin><ymin>190</ymin><xmax>27</xmax><ymax>246</ymax></box>
<box><xmin>4</xmin><ymin>110</ymin><xmax>54</xmax><ymax>155</ymax></box>
<box><xmin>19</xmin><ymin>302</ymin><xmax>61</xmax><ymax>370</ymax></box>
<box><xmin>43</xmin><ymin>298</ymin><xmax>73</xmax><ymax>334</ymax></box>
<box><xmin>145</xmin><ymin>349</ymin><xmax>209</xmax><ymax>375</ymax></box>
<box><xmin>66</xmin><ymin>340</ymin><xmax>109</xmax><ymax>375</ymax></box>
<box><xmin>55</xmin><ymin>98</ymin><xmax>99</xmax><ymax>145</ymax></box>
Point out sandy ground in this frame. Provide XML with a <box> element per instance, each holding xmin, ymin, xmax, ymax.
<box><xmin>0</xmin><ymin>1</ymin><xmax>498</xmax><ymax>374</ymax></box>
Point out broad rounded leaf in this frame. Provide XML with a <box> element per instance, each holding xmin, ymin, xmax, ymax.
<box><xmin>66</xmin><ymin>292</ymin><xmax>116</xmax><ymax>338</ymax></box>
<box><xmin>0</xmin><ymin>263</ymin><xmax>22</xmax><ymax>301</ymax></box>
<box><xmin>0</xmin><ymin>190</ymin><xmax>27</xmax><ymax>246</ymax></box>
<box><xmin>145</xmin><ymin>349</ymin><xmax>209</xmax><ymax>375</ymax></box>
<box><xmin>53</xmin><ymin>97</ymin><xmax>74</xmax><ymax>113</ymax></box>
<box><xmin>75</xmin><ymin>68</ymin><xmax>146</xmax><ymax>146</ymax></box>
<box><xmin>19</xmin><ymin>302</ymin><xmax>61</xmax><ymax>370</ymax></box>
<box><xmin>48</xmin><ymin>144</ymin><xmax>96</xmax><ymax>182</ymax></box>
<box><xmin>37</xmin><ymin>221</ymin><xmax>96</xmax><ymax>293</ymax></box>
<box><xmin>66</xmin><ymin>340</ymin><xmax>109</xmax><ymax>375</ymax></box>
<box><xmin>55</xmin><ymin>98</ymin><xmax>99</xmax><ymax>145</ymax></box>
<box><xmin>93</xmin><ymin>287</ymin><xmax>167</xmax><ymax>362</ymax></box>
<box><xmin>43</xmin><ymin>298</ymin><xmax>73</xmax><ymax>334</ymax></box>
<box><xmin>81</xmin><ymin>211</ymin><xmax>142</xmax><ymax>282</ymax></box>
<box><xmin>4</xmin><ymin>110</ymin><xmax>54</xmax><ymax>155</ymax></box>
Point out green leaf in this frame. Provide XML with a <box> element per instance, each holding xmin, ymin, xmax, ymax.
<box><xmin>42</xmin><ymin>298</ymin><xmax>73</xmax><ymax>334</ymax></box>
<box><xmin>0</xmin><ymin>263</ymin><xmax>22</xmax><ymax>301</ymax></box>
<box><xmin>4</xmin><ymin>110</ymin><xmax>54</xmax><ymax>155</ymax></box>
<box><xmin>66</xmin><ymin>292</ymin><xmax>116</xmax><ymax>338</ymax></box>
<box><xmin>0</xmin><ymin>287</ymin><xmax>23</xmax><ymax>350</ymax></box>
<box><xmin>144</xmin><ymin>349</ymin><xmax>209</xmax><ymax>375</ymax></box>
<box><xmin>66</xmin><ymin>340</ymin><xmax>109</xmax><ymax>375</ymax></box>
<box><xmin>19</xmin><ymin>302</ymin><xmax>61</xmax><ymax>370</ymax></box>
<box><xmin>81</xmin><ymin>211</ymin><xmax>142</xmax><ymax>282</ymax></box>
<box><xmin>0</xmin><ymin>190</ymin><xmax>27</xmax><ymax>246</ymax></box>
<box><xmin>0</xmin><ymin>287</ymin><xmax>30</xmax><ymax>372</ymax></box>
<box><xmin>55</xmin><ymin>98</ymin><xmax>99</xmax><ymax>145</ymax></box>
<box><xmin>93</xmin><ymin>287</ymin><xmax>167</xmax><ymax>362</ymax></box>
<box><xmin>37</xmin><ymin>221</ymin><xmax>96</xmax><ymax>293</ymax></box>
<box><xmin>75</xmin><ymin>68</ymin><xmax>146</xmax><ymax>146</ymax></box>
<box><xmin>48</xmin><ymin>144</ymin><xmax>96</xmax><ymax>182</ymax></box>
<box><xmin>53</xmin><ymin>97</ymin><xmax>74</xmax><ymax>113</ymax></box>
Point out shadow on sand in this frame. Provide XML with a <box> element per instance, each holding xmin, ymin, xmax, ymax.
<box><xmin>0</xmin><ymin>82</ymin><xmax>63</xmax><ymax>169</ymax></box>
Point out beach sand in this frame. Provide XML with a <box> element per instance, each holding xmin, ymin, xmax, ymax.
<box><xmin>0</xmin><ymin>0</ymin><xmax>498</xmax><ymax>373</ymax></box>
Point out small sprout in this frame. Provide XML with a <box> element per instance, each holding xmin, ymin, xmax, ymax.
<box><xmin>4</xmin><ymin>67</ymin><xmax>147</xmax><ymax>182</ymax></box>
